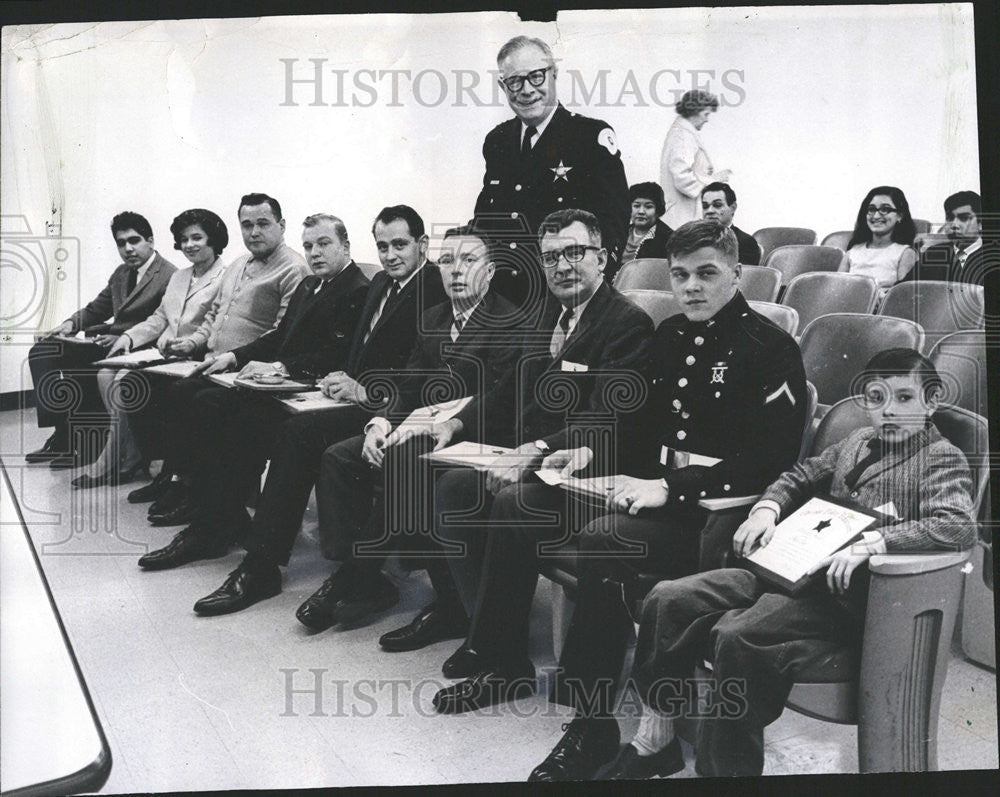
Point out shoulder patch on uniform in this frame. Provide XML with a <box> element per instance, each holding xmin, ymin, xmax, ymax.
<box><xmin>598</xmin><ymin>127</ymin><xmax>618</xmax><ymax>155</ymax></box>
<box><xmin>765</xmin><ymin>381</ymin><xmax>796</xmax><ymax>406</ymax></box>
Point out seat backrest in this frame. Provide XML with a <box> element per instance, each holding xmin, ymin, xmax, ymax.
<box><xmin>821</xmin><ymin>230</ymin><xmax>854</xmax><ymax>250</ymax></box>
<box><xmin>762</xmin><ymin>244</ymin><xmax>846</xmax><ymax>285</ymax></box>
<box><xmin>810</xmin><ymin>398</ymin><xmax>989</xmax><ymax>513</ymax></box>
<box><xmin>753</xmin><ymin>226</ymin><xmax>817</xmax><ymax>259</ymax></box>
<box><xmin>620</xmin><ymin>289</ymin><xmax>683</xmax><ymax>327</ymax></box>
<box><xmin>739</xmin><ymin>265</ymin><xmax>782</xmax><ymax>302</ymax></box>
<box><xmin>878</xmin><ymin>281</ymin><xmax>984</xmax><ymax>353</ymax></box>
<box><xmin>912</xmin><ymin>218</ymin><xmax>932</xmax><ymax>234</ymax></box>
<box><xmin>613</xmin><ymin>258</ymin><xmax>672</xmax><ymax>291</ymax></box>
<box><xmin>748</xmin><ymin>300</ymin><xmax>799</xmax><ymax>336</ymax></box>
<box><xmin>356</xmin><ymin>261</ymin><xmax>383</xmax><ymax>281</ymax></box>
<box><xmin>929</xmin><ymin>329</ymin><xmax>988</xmax><ymax>417</ymax></box>
<box><xmin>798</xmin><ymin>313</ymin><xmax>924</xmax><ymax>406</ymax></box>
<box><xmin>782</xmin><ymin>272</ymin><xmax>879</xmax><ymax>331</ymax></box>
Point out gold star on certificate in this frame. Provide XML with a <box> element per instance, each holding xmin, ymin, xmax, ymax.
<box><xmin>550</xmin><ymin>160</ymin><xmax>573</xmax><ymax>181</ymax></box>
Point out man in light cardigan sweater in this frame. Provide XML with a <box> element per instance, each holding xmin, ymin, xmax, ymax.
<box><xmin>600</xmin><ymin>348</ymin><xmax>977</xmax><ymax>780</ymax></box>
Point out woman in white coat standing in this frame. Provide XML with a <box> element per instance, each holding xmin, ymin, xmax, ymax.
<box><xmin>660</xmin><ymin>89</ymin><xmax>731</xmax><ymax>229</ymax></box>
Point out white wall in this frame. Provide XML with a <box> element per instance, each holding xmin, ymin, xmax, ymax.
<box><xmin>0</xmin><ymin>5</ymin><xmax>980</xmax><ymax>393</ymax></box>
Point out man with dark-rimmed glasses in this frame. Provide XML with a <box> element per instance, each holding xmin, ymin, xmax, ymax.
<box><xmin>473</xmin><ymin>35</ymin><xmax>630</xmax><ymax>307</ymax></box>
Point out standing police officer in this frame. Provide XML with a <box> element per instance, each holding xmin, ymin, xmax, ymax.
<box><xmin>474</xmin><ymin>36</ymin><xmax>630</xmax><ymax>308</ymax></box>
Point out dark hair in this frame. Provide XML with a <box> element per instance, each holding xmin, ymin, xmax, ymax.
<box><xmin>444</xmin><ymin>223</ymin><xmax>498</xmax><ymax>263</ymax></box>
<box><xmin>944</xmin><ymin>190</ymin><xmax>981</xmax><ymax>217</ymax></box>
<box><xmin>857</xmin><ymin>348</ymin><xmax>942</xmax><ymax>401</ymax></box>
<box><xmin>238</xmin><ymin>193</ymin><xmax>282</xmax><ymax>221</ymax></box>
<box><xmin>111</xmin><ymin>211</ymin><xmax>153</xmax><ymax>240</ymax></box>
<box><xmin>169</xmin><ymin>208</ymin><xmax>229</xmax><ymax>256</ymax></box>
<box><xmin>848</xmin><ymin>186</ymin><xmax>916</xmax><ymax>249</ymax></box>
<box><xmin>629</xmin><ymin>182</ymin><xmax>666</xmax><ymax>218</ymax></box>
<box><xmin>701</xmin><ymin>181</ymin><xmax>737</xmax><ymax>206</ymax></box>
<box><xmin>665</xmin><ymin>219</ymin><xmax>738</xmax><ymax>264</ymax></box>
<box><xmin>302</xmin><ymin>213</ymin><xmax>349</xmax><ymax>244</ymax></box>
<box><xmin>371</xmin><ymin>205</ymin><xmax>425</xmax><ymax>240</ymax></box>
<box><xmin>538</xmin><ymin>208</ymin><xmax>602</xmax><ymax>246</ymax></box>
<box><xmin>497</xmin><ymin>35</ymin><xmax>554</xmax><ymax>68</ymax></box>
<box><xmin>676</xmin><ymin>89</ymin><xmax>718</xmax><ymax>118</ymax></box>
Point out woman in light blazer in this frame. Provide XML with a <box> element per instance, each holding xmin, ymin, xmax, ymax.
<box><xmin>73</xmin><ymin>209</ymin><xmax>230</xmax><ymax>488</ymax></box>
<box><xmin>660</xmin><ymin>90</ymin><xmax>732</xmax><ymax>229</ymax></box>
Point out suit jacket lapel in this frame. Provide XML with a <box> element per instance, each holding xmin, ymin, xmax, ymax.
<box><xmin>121</xmin><ymin>253</ymin><xmax>162</xmax><ymax>308</ymax></box>
<box><xmin>185</xmin><ymin>258</ymin><xmax>226</xmax><ymax>301</ymax></box>
<box><xmin>368</xmin><ymin>265</ymin><xmax>425</xmax><ymax>339</ymax></box>
<box><xmin>553</xmin><ymin>282</ymin><xmax>609</xmax><ymax>364</ymax></box>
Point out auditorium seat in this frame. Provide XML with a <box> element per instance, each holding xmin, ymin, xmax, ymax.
<box><xmin>748</xmin><ymin>301</ymin><xmax>799</xmax><ymax>336</ymax></box>
<box><xmin>356</xmin><ymin>262</ymin><xmax>383</xmax><ymax>280</ymax></box>
<box><xmin>912</xmin><ymin>218</ymin><xmax>933</xmax><ymax>234</ymax></box>
<box><xmin>620</xmin><ymin>289</ymin><xmax>682</xmax><ymax>327</ymax></box>
<box><xmin>878</xmin><ymin>281</ymin><xmax>985</xmax><ymax>354</ymax></box>
<box><xmin>763</xmin><ymin>245</ymin><xmax>846</xmax><ymax>290</ymax></box>
<box><xmin>781</xmin><ymin>272</ymin><xmax>879</xmax><ymax>331</ymax></box>
<box><xmin>928</xmin><ymin>329</ymin><xmax>988</xmax><ymax>416</ymax></box>
<box><xmin>753</xmin><ymin>227</ymin><xmax>817</xmax><ymax>260</ymax></box>
<box><xmin>739</xmin><ymin>265</ymin><xmax>782</xmax><ymax>302</ymax></box>
<box><xmin>821</xmin><ymin>230</ymin><xmax>854</xmax><ymax>250</ymax></box>
<box><xmin>798</xmin><ymin>313</ymin><xmax>924</xmax><ymax>408</ymax></box>
<box><xmin>612</xmin><ymin>258</ymin><xmax>672</xmax><ymax>291</ymax></box>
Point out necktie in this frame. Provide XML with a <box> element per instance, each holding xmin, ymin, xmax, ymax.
<box><xmin>364</xmin><ymin>280</ymin><xmax>400</xmax><ymax>343</ymax></box>
<box><xmin>843</xmin><ymin>438</ymin><xmax>883</xmax><ymax>491</ymax></box>
<box><xmin>126</xmin><ymin>267</ymin><xmax>138</xmax><ymax>295</ymax></box>
<box><xmin>954</xmin><ymin>247</ymin><xmax>968</xmax><ymax>274</ymax></box>
<box><xmin>451</xmin><ymin>313</ymin><xmax>464</xmax><ymax>342</ymax></box>
<box><xmin>521</xmin><ymin>125</ymin><xmax>537</xmax><ymax>159</ymax></box>
<box><xmin>549</xmin><ymin>307</ymin><xmax>574</xmax><ymax>357</ymax></box>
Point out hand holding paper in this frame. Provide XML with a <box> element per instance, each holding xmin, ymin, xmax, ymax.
<box><xmin>541</xmin><ymin>447</ymin><xmax>594</xmax><ymax>479</ymax></box>
<box><xmin>733</xmin><ymin>507</ymin><xmax>779</xmax><ymax>559</ymax></box>
<box><xmin>608</xmin><ymin>475</ymin><xmax>668</xmax><ymax>515</ymax></box>
<box><xmin>362</xmin><ymin>425</ymin><xmax>388</xmax><ymax>469</ymax></box>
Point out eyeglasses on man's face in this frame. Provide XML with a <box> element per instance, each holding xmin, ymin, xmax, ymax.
<box><xmin>498</xmin><ymin>67</ymin><xmax>552</xmax><ymax>93</ymax></box>
<box><xmin>866</xmin><ymin>205</ymin><xmax>898</xmax><ymax>217</ymax></box>
<box><xmin>540</xmin><ymin>243</ymin><xmax>601</xmax><ymax>269</ymax></box>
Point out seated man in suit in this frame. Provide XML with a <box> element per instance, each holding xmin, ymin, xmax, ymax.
<box><xmin>425</xmin><ymin>207</ymin><xmax>654</xmax><ymax>677</ymax></box>
<box><xmin>605</xmin><ymin>349</ymin><xmax>976</xmax><ymax>780</ymax></box>
<box><xmin>182</xmin><ymin>206</ymin><xmax>445</xmax><ymax>606</ymax></box>
<box><xmin>26</xmin><ymin>211</ymin><xmax>176</xmax><ymax>468</ymax></box>
<box><xmin>700</xmin><ymin>182</ymin><xmax>761</xmax><ymax>265</ymax></box>
<box><xmin>621</xmin><ymin>182</ymin><xmax>672</xmax><ymax>265</ymax></box>
<box><xmin>431</xmin><ymin>221</ymin><xmax>808</xmax><ymax>786</ymax></box>
<box><xmin>137</xmin><ymin>213</ymin><xmax>370</xmax><ymax>570</ymax></box>
<box><xmin>126</xmin><ymin>193</ymin><xmax>309</xmax><ymax>526</ymax></box>
<box><xmin>909</xmin><ymin>191</ymin><xmax>990</xmax><ymax>285</ymax></box>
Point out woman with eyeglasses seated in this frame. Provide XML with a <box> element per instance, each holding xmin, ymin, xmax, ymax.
<box><xmin>659</xmin><ymin>90</ymin><xmax>732</xmax><ymax>229</ymax></box>
<box><xmin>841</xmin><ymin>186</ymin><xmax>917</xmax><ymax>291</ymax></box>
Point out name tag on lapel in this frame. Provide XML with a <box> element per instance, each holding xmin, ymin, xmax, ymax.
<box><xmin>561</xmin><ymin>360</ymin><xmax>588</xmax><ymax>372</ymax></box>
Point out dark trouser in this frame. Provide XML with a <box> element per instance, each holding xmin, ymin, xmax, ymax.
<box><xmin>632</xmin><ymin>569</ymin><xmax>863</xmax><ymax>777</ymax></box>
<box><xmin>28</xmin><ymin>337</ymin><xmax>108</xmax><ymax>437</ymax></box>
<box><xmin>128</xmin><ymin>374</ymin><xmax>217</xmax><ymax>474</ymax></box>
<box><xmin>242</xmin><ymin>406</ymin><xmax>368</xmax><ymax>565</ymax></box>
<box><xmin>125</xmin><ymin>370</ymin><xmax>175</xmax><ymax>462</ymax></box>
<box><xmin>315</xmin><ymin>434</ymin><xmax>462</xmax><ymax>606</ymax></box>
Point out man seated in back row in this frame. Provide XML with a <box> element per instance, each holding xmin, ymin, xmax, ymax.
<box><xmin>908</xmin><ymin>190</ymin><xmax>992</xmax><ymax>285</ymax></box>
<box><xmin>605</xmin><ymin>348</ymin><xmax>977</xmax><ymax>780</ymax></box>
<box><xmin>700</xmin><ymin>182</ymin><xmax>760</xmax><ymax>265</ymax></box>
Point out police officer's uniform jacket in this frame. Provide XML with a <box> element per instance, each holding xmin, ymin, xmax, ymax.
<box><xmin>621</xmin><ymin>290</ymin><xmax>808</xmax><ymax>505</ymax></box>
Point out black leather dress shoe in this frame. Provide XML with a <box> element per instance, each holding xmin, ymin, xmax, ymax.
<box><xmin>432</xmin><ymin>661</ymin><xmax>535</xmax><ymax>714</ymax></box>
<box><xmin>129</xmin><ymin>471</ymin><xmax>173</xmax><ymax>504</ymax></box>
<box><xmin>442</xmin><ymin>643</ymin><xmax>485</xmax><ymax>679</ymax></box>
<box><xmin>148</xmin><ymin>480</ymin><xmax>186</xmax><ymax>516</ymax></box>
<box><xmin>295</xmin><ymin>564</ymin><xmax>358</xmax><ymax>631</ymax></box>
<box><xmin>137</xmin><ymin>527</ymin><xmax>228</xmax><ymax>571</ymax></box>
<box><xmin>379</xmin><ymin>602</ymin><xmax>468</xmax><ymax>652</ymax></box>
<box><xmin>148</xmin><ymin>495</ymin><xmax>199</xmax><ymax>527</ymax></box>
<box><xmin>26</xmin><ymin>433</ymin><xmax>69</xmax><ymax>464</ymax></box>
<box><xmin>193</xmin><ymin>560</ymin><xmax>281</xmax><ymax>616</ymax></box>
<box><xmin>603</xmin><ymin>739</ymin><xmax>685</xmax><ymax>780</ymax></box>
<box><xmin>528</xmin><ymin>716</ymin><xmax>620</xmax><ymax>781</ymax></box>
<box><xmin>331</xmin><ymin>573</ymin><xmax>399</xmax><ymax>627</ymax></box>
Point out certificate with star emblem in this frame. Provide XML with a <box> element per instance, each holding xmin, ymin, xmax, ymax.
<box><xmin>742</xmin><ymin>496</ymin><xmax>884</xmax><ymax>594</ymax></box>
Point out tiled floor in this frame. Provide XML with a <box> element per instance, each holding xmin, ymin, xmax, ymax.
<box><xmin>1</xmin><ymin>408</ymin><xmax>997</xmax><ymax>791</ymax></box>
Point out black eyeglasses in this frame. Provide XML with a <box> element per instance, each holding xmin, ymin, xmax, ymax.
<box><xmin>540</xmin><ymin>244</ymin><xmax>601</xmax><ymax>269</ymax></box>
<box><xmin>498</xmin><ymin>67</ymin><xmax>551</xmax><ymax>93</ymax></box>
<box><xmin>866</xmin><ymin>205</ymin><xmax>898</xmax><ymax>216</ymax></box>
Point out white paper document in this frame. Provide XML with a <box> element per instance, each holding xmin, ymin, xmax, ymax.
<box><xmin>275</xmin><ymin>391</ymin><xmax>354</xmax><ymax>414</ymax></box>
<box><xmin>93</xmin><ymin>349</ymin><xmax>168</xmax><ymax>368</ymax></box>
<box><xmin>142</xmin><ymin>360</ymin><xmax>202</xmax><ymax>378</ymax></box>
<box><xmin>744</xmin><ymin>496</ymin><xmax>880</xmax><ymax>593</ymax></box>
<box><xmin>420</xmin><ymin>441</ymin><xmax>513</xmax><ymax>470</ymax></box>
<box><xmin>535</xmin><ymin>469</ymin><xmax>619</xmax><ymax>500</ymax></box>
<box><xmin>398</xmin><ymin>396</ymin><xmax>473</xmax><ymax>429</ymax></box>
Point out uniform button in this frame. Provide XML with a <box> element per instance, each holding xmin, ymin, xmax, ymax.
<box><xmin>699</xmin><ymin>491</ymin><xmax>706</xmax><ymax>497</ymax></box>
<box><xmin>851</xmin><ymin>491</ymin><xmax>859</xmax><ymax>498</ymax></box>
<box><xmin>724</xmin><ymin>484</ymin><xmax>731</xmax><ymax>492</ymax></box>
<box><xmin>677</xmin><ymin>430</ymin><xmax>686</xmax><ymax>440</ymax></box>
<box><xmin>686</xmin><ymin>355</ymin><xmax>696</xmax><ymax>365</ymax></box>
<box><xmin>514</xmin><ymin>184</ymin><xmax>522</xmax><ymax>191</ymax></box>
<box><xmin>511</xmin><ymin>212</ymin><xmax>518</xmax><ymax>219</ymax></box>
<box><xmin>681</xmin><ymin>411</ymin><xmax>690</xmax><ymax>419</ymax></box>
<box><xmin>679</xmin><ymin>495</ymin><xmax>685</xmax><ymax>502</ymax></box>
<box><xmin>678</xmin><ymin>378</ymin><xmax>688</xmax><ymax>387</ymax></box>
<box><xmin>714</xmin><ymin>391</ymin><xmax>721</xmax><ymax>398</ymax></box>
<box><xmin>672</xmin><ymin>399</ymin><xmax>682</xmax><ymax>409</ymax></box>
<box><xmin>509</xmin><ymin>242</ymin><xmax>517</xmax><ymax>249</ymax></box>
<box><xmin>557</xmin><ymin>197</ymin><xmax>564</xmax><ymax>203</ymax></box>
<box><xmin>694</xmin><ymin>336</ymin><xmax>704</xmax><ymax>346</ymax></box>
